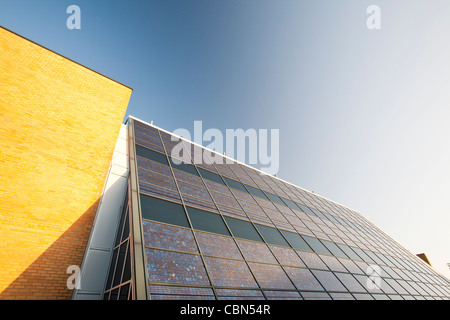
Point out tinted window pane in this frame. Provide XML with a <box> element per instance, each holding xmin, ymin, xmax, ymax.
<box><xmin>311</xmin><ymin>209</ymin><xmax>327</xmax><ymax>219</ymax></box>
<box><xmin>223</xmin><ymin>177</ymin><xmax>249</xmax><ymax>193</ymax></box>
<box><xmin>296</xmin><ymin>203</ymin><xmax>314</xmax><ymax>214</ymax></box>
<box><xmin>352</xmin><ymin>247</ymin><xmax>373</xmax><ymax>263</ymax></box>
<box><xmin>135</xmin><ymin>144</ymin><xmax>168</xmax><ymax>166</ymax></box>
<box><xmin>244</xmin><ymin>184</ymin><xmax>269</xmax><ymax>200</ymax></box>
<box><xmin>255</xmin><ymin>224</ymin><xmax>289</xmax><ymax>247</ymax></box>
<box><xmin>302</xmin><ymin>236</ymin><xmax>331</xmax><ymax>255</ymax></box>
<box><xmin>321</xmin><ymin>240</ymin><xmax>347</xmax><ymax>258</ymax></box>
<box><xmin>198</xmin><ymin>168</ymin><xmax>225</xmax><ymax>185</ymax></box>
<box><xmin>223</xmin><ymin>216</ymin><xmax>263</xmax><ymax>242</ymax></box>
<box><xmin>336</xmin><ymin>243</ymin><xmax>361</xmax><ymax>261</ymax></box>
<box><xmin>140</xmin><ymin>194</ymin><xmax>190</xmax><ymax>228</ymax></box>
<box><xmin>263</xmin><ymin>191</ymin><xmax>285</xmax><ymax>206</ymax></box>
<box><xmin>280</xmin><ymin>230</ymin><xmax>312</xmax><ymax>252</ymax></box>
<box><xmin>281</xmin><ymin>198</ymin><xmax>300</xmax><ymax>211</ymax></box>
<box><xmin>171</xmin><ymin>161</ymin><xmax>199</xmax><ymax>176</ymax></box>
<box><xmin>187</xmin><ymin>207</ymin><xmax>230</xmax><ymax>236</ymax></box>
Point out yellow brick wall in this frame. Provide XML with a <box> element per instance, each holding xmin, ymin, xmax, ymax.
<box><xmin>0</xmin><ymin>27</ymin><xmax>132</xmax><ymax>299</ymax></box>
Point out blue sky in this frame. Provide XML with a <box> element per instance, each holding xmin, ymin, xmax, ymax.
<box><xmin>2</xmin><ymin>0</ymin><xmax>450</xmax><ymax>279</ymax></box>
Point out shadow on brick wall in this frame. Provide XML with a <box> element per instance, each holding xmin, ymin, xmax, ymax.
<box><xmin>0</xmin><ymin>199</ymin><xmax>100</xmax><ymax>300</ymax></box>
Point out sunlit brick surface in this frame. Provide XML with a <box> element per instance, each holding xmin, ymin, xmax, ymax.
<box><xmin>0</xmin><ymin>27</ymin><xmax>131</xmax><ymax>299</ymax></box>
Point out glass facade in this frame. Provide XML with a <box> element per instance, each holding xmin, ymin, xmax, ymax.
<box><xmin>104</xmin><ymin>118</ymin><xmax>450</xmax><ymax>300</ymax></box>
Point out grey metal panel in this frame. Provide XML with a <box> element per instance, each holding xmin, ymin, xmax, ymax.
<box><xmin>77</xmin><ymin>249</ymin><xmax>111</xmax><ymax>292</ymax></box>
<box><xmin>72</xmin><ymin>125</ymin><xmax>129</xmax><ymax>300</ymax></box>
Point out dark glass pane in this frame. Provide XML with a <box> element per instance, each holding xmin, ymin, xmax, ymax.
<box><xmin>135</xmin><ymin>144</ymin><xmax>168</xmax><ymax>166</ymax></box>
<box><xmin>170</xmin><ymin>160</ymin><xmax>199</xmax><ymax>176</ymax></box>
<box><xmin>140</xmin><ymin>194</ymin><xmax>190</xmax><ymax>228</ymax></box>
<box><xmin>352</xmin><ymin>247</ymin><xmax>373</xmax><ymax>263</ymax></box>
<box><xmin>223</xmin><ymin>177</ymin><xmax>249</xmax><ymax>193</ymax></box>
<box><xmin>198</xmin><ymin>168</ymin><xmax>226</xmax><ymax>185</ymax></box>
<box><xmin>119</xmin><ymin>283</ymin><xmax>130</xmax><ymax>300</ymax></box>
<box><xmin>120</xmin><ymin>208</ymin><xmax>129</xmax><ymax>244</ymax></box>
<box><xmin>280</xmin><ymin>230</ymin><xmax>312</xmax><ymax>252</ymax></box>
<box><xmin>302</xmin><ymin>236</ymin><xmax>331</xmax><ymax>255</ymax></box>
<box><xmin>110</xmin><ymin>288</ymin><xmax>119</xmax><ymax>300</ymax></box>
<box><xmin>223</xmin><ymin>216</ymin><xmax>263</xmax><ymax>242</ymax></box>
<box><xmin>311</xmin><ymin>209</ymin><xmax>327</xmax><ymax>219</ymax></box>
<box><xmin>115</xmin><ymin>196</ymin><xmax>128</xmax><ymax>247</ymax></box>
<box><xmin>296</xmin><ymin>203</ymin><xmax>315</xmax><ymax>215</ymax></box>
<box><xmin>263</xmin><ymin>191</ymin><xmax>285</xmax><ymax>206</ymax></box>
<box><xmin>281</xmin><ymin>198</ymin><xmax>300</xmax><ymax>211</ymax></box>
<box><xmin>122</xmin><ymin>241</ymin><xmax>131</xmax><ymax>282</ymax></box>
<box><xmin>336</xmin><ymin>243</ymin><xmax>361</xmax><ymax>261</ymax></box>
<box><xmin>244</xmin><ymin>184</ymin><xmax>269</xmax><ymax>200</ymax></box>
<box><xmin>113</xmin><ymin>242</ymin><xmax>127</xmax><ymax>287</ymax></box>
<box><xmin>187</xmin><ymin>207</ymin><xmax>230</xmax><ymax>236</ymax></box>
<box><xmin>105</xmin><ymin>249</ymin><xmax>118</xmax><ymax>290</ymax></box>
<box><xmin>321</xmin><ymin>240</ymin><xmax>347</xmax><ymax>258</ymax></box>
<box><xmin>255</xmin><ymin>224</ymin><xmax>290</xmax><ymax>247</ymax></box>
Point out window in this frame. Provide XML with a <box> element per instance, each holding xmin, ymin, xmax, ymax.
<box><xmin>311</xmin><ymin>209</ymin><xmax>327</xmax><ymax>219</ymax></box>
<box><xmin>223</xmin><ymin>216</ymin><xmax>263</xmax><ymax>242</ymax></box>
<box><xmin>198</xmin><ymin>168</ymin><xmax>226</xmax><ymax>185</ymax></box>
<box><xmin>302</xmin><ymin>236</ymin><xmax>331</xmax><ymax>255</ymax></box>
<box><xmin>351</xmin><ymin>247</ymin><xmax>374</xmax><ymax>263</ymax></box>
<box><xmin>321</xmin><ymin>240</ymin><xmax>347</xmax><ymax>258</ymax></box>
<box><xmin>296</xmin><ymin>203</ymin><xmax>315</xmax><ymax>215</ymax></box>
<box><xmin>263</xmin><ymin>191</ymin><xmax>285</xmax><ymax>206</ymax></box>
<box><xmin>223</xmin><ymin>177</ymin><xmax>249</xmax><ymax>193</ymax></box>
<box><xmin>280</xmin><ymin>230</ymin><xmax>312</xmax><ymax>252</ymax></box>
<box><xmin>244</xmin><ymin>184</ymin><xmax>269</xmax><ymax>200</ymax></box>
<box><xmin>135</xmin><ymin>144</ymin><xmax>168</xmax><ymax>166</ymax></box>
<box><xmin>254</xmin><ymin>224</ymin><xmax>289</xmax><ymax>247</ymax></box>
<box><xmin>187</xmin><ymin>207</ymin><xmax>230</xmax><ymax>236</ymax></box>
<box><xmin>281</xmin><ymin>198</ymin><xmax>300</xmax><ymax>211</ymax></box>
<box><xmin>140</xmin><ymin>194</ymin><xmax>190</xmax><ymax>228</ymax></box>
<box><xmin>336</xmin><ymin>243</ymin><xmax>361</xmax><ymax>261</ymax></box>
<box><xmin>170</xmin><ymin>160</ymin><xmax>199</xmax><ymax>176</ymax></box>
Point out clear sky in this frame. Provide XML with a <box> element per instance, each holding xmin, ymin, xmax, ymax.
<box><xmin>1</xmin><ymin>0</ymin><xmax>449</xmax><ymax>279</ymax></box>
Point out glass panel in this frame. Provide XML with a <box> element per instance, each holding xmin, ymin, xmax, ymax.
<box><xmin>280</xmin><ymin>230</ymin><xmax>312</xmax><ymax>252</ymax></box>
<box><xmin>281</xmin><ymin>197</ymin><xmax>301</xmax><ymax>211</ymax></box>
<box><xmin>302</xmin><ymin>236</ymin><xmax>331</xmax><ymax>255</ymax></box>
<box><xmin>140</xmin><ymin>194</ymin><xmax>190</xmax><ymax>228</ymax></box>
<box><xmin>135</xmin><ymin>144</ymin><xmax>168</xmax><ymax>166</ymax></box>
<box><xmin>118</xmin><ymin>283</ymin><xmax>130</xmax><ymax>300</ymax></box>
<box><xmin>237</xmin><ymin>239</ymin><xmax>277</xmax><ymax>264</ymax></box>
<box><xmin>186</xmin><ymin>207</ymin><xmax>230</xmax><ymax>236</ymax></box>
<box><xmin>337</xmin><ymin>243</ymin><xmax>362</xmax><ymax>261</ymax></box>
<box><xmin>149</xmin><ymin>285</ymin><xmax>215</xmax><ymax>300</ymax></box>
<box><xmin>248</xmin><ymin>262</ymin><xmax>296</xmax><ymax>290</ymax></box>
<box><xmin>254</xmin><ymin>224</ymin><xmax>290</xmax><ymax>247</ymax></box>
<box><xmin>204</xmin><ymin>257</ymin><xmax>258</xmax><ymax>288</ymax></box>
<box><xmin>311</xmin><ymin>270</ymin><xmax>348</xmax><ymax>292</ymax></box>
<box><xmin>244</xmin><ymin>184</ymin><xmax>269</xmax><ymax>200</ymax></box>
<box><xmin>143</xmin><ymin>220</ymin><xmax>198</xmax><ymax>253</ymax></box>
<box><xmin>296</xmin><ymin>203</ymin><xmax>315</xmax><ymax>215</ymax></box>
<box><xmin>284</xmin><ymin>267</ymin><xmax>325</xmax><ymax>291</ymax></box>
<box><xmin>321</xmin><ymin>240</ymin><xmax>348</xmax><ymax>258</ymax></box>
<box><xmin>198</xmin><ymin>168</ymin><xmax>226</xmax><ymax>185</ymax></box>
<box><xmin>269</xmin><ymin>245</ymin><xmax>305</xmax><ymax>267</ymax></box>
<box><xmin>195</xmin><ymin>231</ymin><xmax>243</xmax><ymax>259</ymax></box>
<box><xmin>170</xmin><ymin>161</ymin><xmax>199</xmax><ymax>176</ymax></box>
<box><xmin>223</xmin><ymin>216</ymin><xmax>263</xmax><ymax>242</ymax></box>
<box><xmin>263</xmin><ymin>191</ymin><xmax>285</xmax><ymax>206</ymax></box>
<box><xmin>146</xmin><ymin>249</ymin><xmax>210</xmax><ymax>286</ymax></box>
<box><xmin>334</xmin><ymin>272</ymin><xmax>367</xmax><ymax>293</ymax></box>
<box><xmin>223</xmin><ymin>177</ymin><xmax>249</xmax><ymax>193</ymax></box>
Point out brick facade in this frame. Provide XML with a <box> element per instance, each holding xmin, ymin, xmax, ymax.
<box><xmin>0</xmin><ymin>27</ymin><xmax>132</xmax><ymax>299</ymax></box>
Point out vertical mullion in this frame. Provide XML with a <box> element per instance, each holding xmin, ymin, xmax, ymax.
<box><xmin>158</xmin><ymin>132</ymin><xmax>219</xmax><ymax>300</ymax></box>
